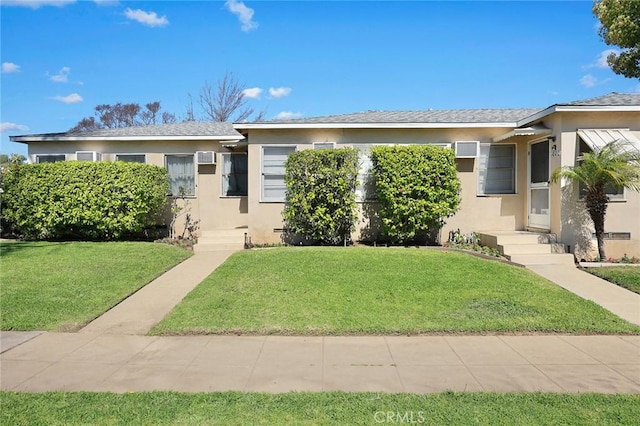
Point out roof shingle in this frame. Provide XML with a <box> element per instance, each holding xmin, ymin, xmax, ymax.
<box><xmin>559</xmin><ymin>92</ymin><xmax>640</xmax><ymax>107</ymax></box>
<box><xmin>253</xmin><ymin>109</ymin><xmax>540</xmax><ymax>125</ymax></box>
<box><xmin>13</xmin><ymin>121</ymin><xmax>242</xmax><ymax>139</ymax></box>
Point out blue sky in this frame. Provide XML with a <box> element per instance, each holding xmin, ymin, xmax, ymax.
<box><xmin>2</xmin><ymin>0</ymin><xmax>639</xmax><ymax>156</ymax></box>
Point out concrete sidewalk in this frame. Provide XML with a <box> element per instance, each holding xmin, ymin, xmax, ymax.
<box><xmin>527</xmin><ymin>265</ymin><xmax>640</xmax><ymax>326</ymax></box>
<box><xmin>80</xmin><ymin>250</ymin><xmax>235</xmax><ymax>335</ymax></box>
<box><xmin>2</xmin><ymin>333</ymin><xmax>639</xmax><ymax>393</ymax></box>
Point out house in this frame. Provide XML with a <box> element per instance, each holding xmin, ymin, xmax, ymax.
<box><xmin>10</xmin><ymin>92</ymin><xmax>640</xmax><ymax>259</ymax></box>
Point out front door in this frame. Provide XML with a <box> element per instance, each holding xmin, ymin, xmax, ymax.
<box><xmin>528</xmin><ymin>140</ymin><xmax>550</xmax><ymax>229</ymax></box>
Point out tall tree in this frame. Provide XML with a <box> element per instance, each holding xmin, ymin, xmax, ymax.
<box><xmin>198</xmin><ymin>71</ymin><xmax>263</xmax><ymax>122</ymax></box>
<box><xmin>551</xmin><ymin>140</ymin><xmax>640</xmax><ymax>260</ymax></box>
<box><xmin>593</xmin><ymin>0</ymin><xmax>640</xmax><ymax>78</ymax></box>
<box><xmin>70</xmin><ymin>101</ymin><xmax>175</xmax><ymax>132</ymax></box>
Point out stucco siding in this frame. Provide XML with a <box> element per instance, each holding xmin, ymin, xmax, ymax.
<box><xmin>554</xmin><ymin>112</ymin><xmax>640</xmax><ymax>258</ymax></box>
<box><xmin>245</xmin><ymin>127</ymin><xmax>532</xmax><ymax>244</ymax></box>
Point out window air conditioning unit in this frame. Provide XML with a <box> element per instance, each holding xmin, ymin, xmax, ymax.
<box><xmin>454</xmin><ymin>141</ymin><xmax>480</xmax><ymax>158</ymax></box>
<box><xmin>313</xmin><ymin>142</ymin><xmax>336</xmax><ymax>150</ymax></box>
<box><xmin>196</xmin><ymin>151</ymin><xmax>216</xmax><ymax>165</ymax></box>
<box><xmin>76</xmin><ymin>151</ymin><xmax>101</xmax><ymax>162</ymax></box>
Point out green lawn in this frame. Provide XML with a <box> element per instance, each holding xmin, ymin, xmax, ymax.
<box><xmin>2</xmin><ymin>391</ymin><xmax>638</xmax><ymax>425</ymax></box>
<box><xmin>584</xmin><ymin>267</ymin><xmax>640</xmax><ymax>294</ymax></box>
<box><xmin>1</xmin><ymin>241</ymin><xmax>191</xmax><ymax>331</ymax></box>
<box><xmin>152</xmin><ymin>247</ymin><xmax>640</xmax><ymax>335</ymax></box>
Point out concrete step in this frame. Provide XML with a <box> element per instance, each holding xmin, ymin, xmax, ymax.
<box><xmin>499</xmin><ymin>244</ymin><xmax>552</xmax><ymax>255</ymax></box>
<box><xmin>195</xmin><ymin>229</ymin><xmax>247</xmax><ymax>253</ymax></box>
<box><xmin>478</xmin><ymin>231</ymin><xmax>556</xmax><ymax>248</ymax></box>
<box><xmin>201</xmin><ymin>229</ymin><xmax>248</xmax><ymax>238</ymax></box>
<box><xmin>198</xmin><ymin>236</ymin><xmax>245</xmax><ymax>244</ymax></box>
<box><xmin>506</xmin><ymin>253</ymin><xmax>575</xmax><ymax>266</ymax></box>
<box><xmin>194</xmin><ymin>242</ymin><xmax>245</xmax><ymax>253</ymax></box>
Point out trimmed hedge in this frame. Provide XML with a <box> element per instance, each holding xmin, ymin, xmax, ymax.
<box><xmin>283</xmin><ymin>148</ymin><xmax>359</xmax><ymax>245</ymax></box>
<box><xmin>1</xmin><ymin>161</ymin><xmax>169</xmax><ymax>240</ymax></box>
<box><xmin>371</xmin><ymin>145</ymin><xmax>460</xmax><ymax>244</ymax></box>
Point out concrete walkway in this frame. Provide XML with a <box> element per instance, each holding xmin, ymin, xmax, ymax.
<box><xmin>80</xmin><ymin>250</ymin><xmax>235</xmax><ymax>335</ymax></box>
<box><xmin>2</xmin><ymin>333</ymin><xmax>639</xmax><ymax>393</ymax></box>
<box><xmin>528</xmin><ymin>264</ymin><xmax>640</xmax><ymax>326</ymax></box>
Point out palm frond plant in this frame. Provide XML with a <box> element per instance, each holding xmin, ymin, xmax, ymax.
<box><xmin>551</xmin><ymin>139</ymin><xmax>640</xmax><ymax>260</ymax></box>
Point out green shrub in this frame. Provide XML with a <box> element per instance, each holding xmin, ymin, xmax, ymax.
<box><xmin>2</xmin><ymin>161</ymin><xmax>169</xmax><ymax>240</ymax></box>
<box><xmin>283</xmin><ymin>148</ymin><xmax>359</xmax><ymax>245</ymax></box>
<box><xmin>371</xmin><ymin>145</ymin><xmax>460</xmax><ymax>244</ymax></box>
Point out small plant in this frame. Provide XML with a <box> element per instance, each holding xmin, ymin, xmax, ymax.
<box><xmin>445</xmin><ymin>229</ymin><xmax>501</xmax><ymax>258</ymax></box>
<box><xmin>595</xmin><ymin>254</ymin><xmax>640</xmax><ymax>264</ymax></box>
<box><xmin>154</xmin><ymin>236</ymin><xmax>196</xmax><ymax>251</ymax></box>
<box><xmin>244</xmin><ymin>238</ymin><xmax>288</xmax><ymax>249</ymax></box>
<box><xmin>168</xmin><ymin>186</ymin><xmax>200</xmax><ymax>241</ymax></box>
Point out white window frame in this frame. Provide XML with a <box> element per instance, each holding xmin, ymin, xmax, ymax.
<box><xmin>454</xmin><ymin>141</ymin><xmax>480</xmax><ymax>158</ymax></box>
<box><xmin>34</xmin><ymin>154</ymin><xmax>66</xmax><ymax>163</ymax></box>
<box><xmin>165</xmin><ymin>154</ymin><xmax>196</xmax><ymax>197</ymax></box>
<box><xmin>220</xmin><ymin>152</ymin><xmax>248</xmax><ymax>197</ymax></box>
<box><xmin>261</xmin><ymin>145</ymin><xmax>296</xmax><ymax>203</ymax></box>
<box><xmin>477</xmin><ymin>143</ymin><xmax>517</xmax><ymax>196</ymax></box>
<box><xmin>115</xmin><ymin>154</ymin><xmax>146</xmax><ymax>163</ymax></box>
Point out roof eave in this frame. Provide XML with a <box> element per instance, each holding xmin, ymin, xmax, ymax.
<box><xmin>234</xmin><ymin>122</ymin><xmax>519</xmax><ymax>130</ymax></box>
<box><xmin>10</xmin><ymin>135</ymin><xmax>245</xmax><ymax>143</ymax></box>
<box><xmin>517</xmin><ymin>105</ymin><xmax>640</xmax><ymax>126</ymax></box>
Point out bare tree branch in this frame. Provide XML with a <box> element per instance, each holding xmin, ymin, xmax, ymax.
<box><xmin>70</xmin><ymin>101</ymin><xmax>175</xmax><ymax>131</ymax></box>
<box><xmin>184</xmin><ymin>93</ymin><xmax>196</xmax><ymax>122</ymax></box>
<box><xmin>198</xmin><ymin>71</ymin><xmax>255</xmax><ymax>122</ymax></box>
<box><xmin>162</xmin><ymin>111</ymin><xmax>177</xmax><ymax>124</ymax></box>
<box><xmin>141</xmin><ymin>101</ymin><xmax>161</xmax><ymax>125</ymax></box>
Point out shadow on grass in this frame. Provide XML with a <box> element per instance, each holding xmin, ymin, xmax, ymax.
<box><xmin>0</xmin><ymin>240</ymin><xmax>74</xmax><ymax>257</ymax></box>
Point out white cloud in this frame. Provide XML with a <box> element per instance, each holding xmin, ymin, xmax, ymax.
<box><xmin>0</xmin><ymin>122</ymin><xmax>29</xmax><ymax>133</ymax></box>
<box><xmin>579</xmin><ymin>74</ymin><xmax>598</xmax><ymax>88</ymax></box>
<box><xmin>595</xmin><ymin>49</ymin><xmax>619</xmax><ymax>68</ymax></box>
<box><xmin>579</xmin><ymin>74</ymin><xmax>611</xmax><ymax>88</ymax></box>
<box><xmin>0</xmin><ymin>0</ymin><xmax>75</xmax><ymax>8</ymax></box>
<box><xmin>93</xmin><ymin>0</ymin><xmax>117</xmax><ymax>5</ymax></box>
<box><xmin>242</xmin><ymin>87</ymin><xmax>263</xmax><ymax>99</ymax></box>
<box><xmin>225</xmin><ymin>0</ymin><xmax>258</xmax><ymax>32</ymax></box>
<box><xmin>269</xmin><ymin>87</ymin><xmax>292</xmax><ymax>98</ymax></box>
<box><xmin>124</xmin><ymin>8</ymin><xmax>168</xmax><ymax>27</ymax></box>
<box><xmin>49</xmin><ymin>66</ymin><xmax>71</xmax><ymax>83</ymax></box>
<box><xmin>2</xmin><ymin>62</ymin><xmax>20</xmax><ymax>73</ymax></box>
<box><xmin>275</xmin><ymin>111</ymin><xmax>302</xmax><ymax>120</ymax></box>
<box><xmin>50</xmin><ymin>93</ymin><xmax>83</xmax><ymax>103</ymax></box>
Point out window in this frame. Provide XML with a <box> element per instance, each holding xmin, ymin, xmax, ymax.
<box><xmin>165</xmin><ymin>154</ymin><xmax>195</xmax><ymax>196</ymax></box>
<box><xmin>578</xmin><ymin>140</ymin><xmax>624</xmax><ymax>200</ymax></box>
<box><xmin>116</xmin><ymin>154</ymin><xmax>146</xmax><ymax>163</ymax></box>
<box><xmin>478</xmin><ymin>144</ymin><xmax>516</xmax><ymax>195</ymax></box>
<box><xmin>353</xmin><ymin>144</ymin><xmax>378</xmax><ymax>201</ymax></box>
<box><xmin>221</xmin><ymin>153</ymin><xmax>248</xmax><ymax>197</ymax></box>
<box><xmin>261</xmin><ymin>146</ymin><xmax>295</xmax><ymax>202</ymax></box>
<box><xmin>35</xmin><ymin>154</ymin><xmax>65</xmax><ymax>163</ymax></box>
<box><xmin>76</xmin><ymin>151</ymin><xmax>101</xmax><ymax>161</ymax></box>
